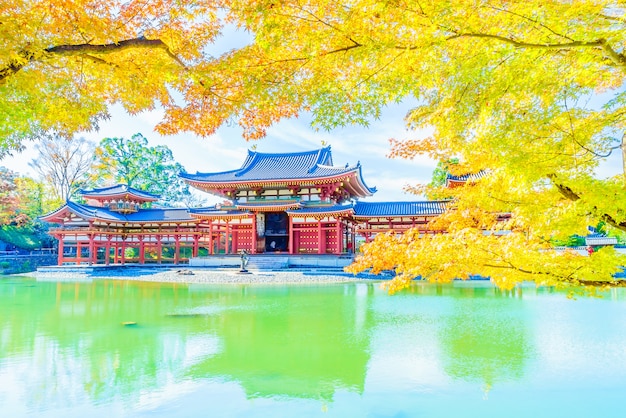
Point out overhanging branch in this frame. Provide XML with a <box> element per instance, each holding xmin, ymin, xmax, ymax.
<box><xmin>447</xmin><ymin>33</ymin><xmax>626</xmax><ymax>69</ymax></box>
<box><xmin>0</xmin><ymin>36</ymin><xmax>185</xmax><ymax>84</ymax></box>
<box><xmin>548</xmin><ymin>173</ymin><xmax>626</xmax><ymax>233</ymax></box>
<box><xmin>547</xmin><ymin>173</ymin><xmax>581</xmax><ymax>201</ymax></box>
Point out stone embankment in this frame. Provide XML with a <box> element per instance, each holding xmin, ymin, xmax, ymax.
<box><xmin>0</xmin><ymin>254</ymin><xmax>57</xmax><ymax>275</ymax></box>
<box><xmin>31</xmin><ymin>267</ymin><xmax>373</xmax><ymax>285</ymax></box>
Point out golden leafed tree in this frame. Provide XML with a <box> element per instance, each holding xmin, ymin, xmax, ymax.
<box><xmin>0</xmin><ymin>0</ymin><xmax>266</xmax><ymax>157</ymax></box>
<box><xmin>3</xmin><ymin>1</ymin><xmax>626</xmax><ymax>290</ymax></box>
<box><xmin>214</xmin><ymin>0</ymin><xmax>626</xmax><ymax>291</ymax></box>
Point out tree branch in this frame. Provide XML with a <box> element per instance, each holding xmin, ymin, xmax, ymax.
<box><xmin>247</xmin><ymin>42</ymin><xmax>361</xmax><ymax>67</ymax></box>
<box><xmin>548</xmin><ymin>173</ymin><xmax>626</xmax><ymax>233</ymax></box>
<box><xmin>485</xmin><ymin>6</ymin><xmax>574</xmax><ymax>41</ymax></box>
<box><xmin>447</xmin><ymin>33</ymin><xmax>626</xmax><ymax>69</ymax></box>
<box><xmin>0</xmin><ymin>50</ymin><xmax>37</xmax><ymax>83</ymax></box>
<box><xmin>0</xmin><ymin>36</ymin><xmax>185</xmax><ymax>84</ymax></box>
<box><xmin>547</xmin><ymin>174</ymin><xmax>581</xmax><ymax>201</ymax></box>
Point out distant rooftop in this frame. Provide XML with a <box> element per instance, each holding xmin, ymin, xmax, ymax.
<box><xmin>41</xmin><ymin>200</ymin><xmax>194</xmax><ymax>224</ymax></box>
<box><xmin>80</xmin><ymin>184</ymin><xmax>160</xmax><ymax>201</ymax></box>
<box><xmin>445</xmin><ymin>170</ymin><xmax>487</xmax><ymax>186</ymax></box>
<box><xmin>353</xmin><ymin>201</ymin><xmax>447</xmax><ymax>217</ymax></box>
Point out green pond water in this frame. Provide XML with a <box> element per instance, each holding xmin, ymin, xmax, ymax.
<box><xmin>1</xmin><ymin>276</ymin><xmax>626</xmax><ymax>418</ymax></box>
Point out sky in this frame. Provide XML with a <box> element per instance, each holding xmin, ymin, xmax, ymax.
<box><xmin>2</xmin><ymin>94</ymin><xmax>622</xmax><ymax>206</ymax></box>
<box><xmin>1</xmin><ymin>100</ymin><xmax>437</xmax><ymax>205</ymax></box>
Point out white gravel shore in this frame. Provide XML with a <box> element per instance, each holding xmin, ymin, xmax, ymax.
<box><xmin>31</xmin><ymin>268</ymin><xmax>373</xmax><ymax>284</ymax></box>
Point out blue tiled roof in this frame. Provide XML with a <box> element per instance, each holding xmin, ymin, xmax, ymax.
<box><xmin>125</xmin><ymin>208</ymin><xmax>195</xmax><ymax>222</ymax></box>
<box><xmin>44</xmin><ymin>201</ymin><xmax>194</xmax><ymax>223</ymax></box>
<box><xmin>446</xmin><ymin>171</ymin><xmax>487</xmax><ymax>183</ymax></box>
<box><xmin>80</xmin><ymin>184</ymin><xmax>160</xmax><ymax>200</ymax></box>
<box><xmin>353</xmin><ymin>201</ymin><xmax>447</xmax><ymax>217</ymax></box>
<box><xmin>189</xmin><ymin>207</ymin><xmax>250</xmax><ymax>216</ymax></box>
<box><xmin>65</xmin><ymin>201</ymin><xmax>126</xmax><ymax>222</ymax></box>
<box><xmin>286</xmin><ymin>203</ymin><xmax>354</xmax><ymax>215</ymax></box>
<box><xmin>180</xmin><ymin>147</ymin><xmax>373</xmax><ymax>189</ymax></box>
<box><xmin>42</xmin><ymin>199</ymin><xmax>448</xmax><ymax>224</ymax></box>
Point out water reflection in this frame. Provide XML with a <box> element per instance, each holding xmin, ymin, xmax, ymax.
<box><xmin>186</xmin><ymin>285</ymin><xmax>373</xmax><ymax>400</ymax></box>
<box><xmin>0</xmin><ymin>280</ymin><xmax>208</xmax><ymax>411</ymax></box>
<box><xmin>436</xmin><ymin>284</ymin><xmax>531</xmax><ymax>391</ymax></box>
<box><xmin>0</xmin><ymin>279</ymin><xmax>375</xmax><ymax>411</ymax></box>
<box><xmin>2</xmin><ymin>277</ymin><xmax>626</xmax><ymax>417</ymax></box>
<box><xmin>362</xmin><ymin>282</ymin><xmax>530</xmax><ymax>397</ymax></box>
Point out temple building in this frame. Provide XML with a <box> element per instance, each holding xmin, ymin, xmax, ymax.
<box><xmin>42</xmin><ymin>146</ymin><xmax>448</xmax><ymax>266</ymax></box>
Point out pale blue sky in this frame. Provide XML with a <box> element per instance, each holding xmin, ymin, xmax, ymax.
<box><xmin>2</xmin><ymin>99</ymin><xmax>437</xmax><ymax>204</ymax></box>
<box><xmin>4</xmin><ymin>100</ymin><xmax>621</xmax><ymax>206</ymax></box>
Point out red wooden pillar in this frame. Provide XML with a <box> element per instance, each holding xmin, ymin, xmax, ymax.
<box><xmin>351</xmin><ymin>227</ymin><xmax>356</xmax><ymax>254</ymax></box>
<box><xmin>215</xmin><ymin>226</ymin><xmax>220</xmax><ymax>254</ymax></box>
<box><xmin>156</xmin><ymin>235</ymin><xmax>162</xmax><ymax>264</ymax></box>
<box><xmin>209</xmin><ymin>224</ymin><xmax>214</xmax><ymax>255</ymax></box>
<box><xmin>317</xmin><ymin>219</ymin><xmax>324</xmax><ymax>254</ymax></box>
<box><xmin>174</xmin><ymin>235</ymin><xmax>180</xmax><ymax>265</ymax></box>
<box><xmin>105</xmin><ymin>237</ymin><xmax>111</xmax><ymax>265</ymax></box>
<box><xmin>222</xmin><ymin>224</ymin><xmax>227</xmax><ymax>254</ymax></box>
<box><xmin>231</xmin><ymin>225</ymin><xmax>238</xmax><ymax>253</ymax></box>
<box><xmin>193</xmin><ymin>234</ymin><xmax>200</xmax><ymax>257</ymax></box>
<box><xmin>139</xmin><ymin>236</ymin><xmax>145</xmax><ymax>264</ymax></box>
<box><xmin>77</xmin><ymin>242</ymin><xmax>82</xmax><ymax>265</ymax></box>
<box><xmin>86</xmin><ymin>221</ymin><xmax>93</xmax><ymax>265</ymax></box>
<box><xmin>251</xmin><ymin>215</ymin><xmax>257</xmax><ymax>254</ymax></box>
<box><xmin>121</xmin><ymin>240</ymin><xmax>126</xmax><ymax>265</ymax></box>
<box><xmin>226</xmin><ymin>222</ymin><xmax>231</xmax><ymax>254</ymax></box>
<box><xmin>288</xmin><ymin>216</ymin><xmax>294</xmax><ymax>254</ymax></box>
<box><xmin>88</xmin><ymin>234</ymin><xmax>95</xmax><ymax>265</ymax></box>
<box><xmin>57</xmin><ymin>236</ymin><xmax>64</xmax><ymax>266</ymax></box>
<box><xmin>335</xmin><ymin>220</ymin><xmax>342</xmax><ymax>254</ymax></box>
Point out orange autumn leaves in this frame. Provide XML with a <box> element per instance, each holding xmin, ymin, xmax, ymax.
<box><xmin>3</xmin><ymin>1</ymin><xmax>626</xmax><ymax>289</ymax></box>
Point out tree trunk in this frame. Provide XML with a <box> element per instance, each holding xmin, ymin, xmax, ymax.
<box><xmin>622</xmin><ymin>134</ymin><xmax>626</xmax><ymax>187</ymax></box>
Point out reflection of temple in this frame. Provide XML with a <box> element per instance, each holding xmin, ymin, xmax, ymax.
<box><xmin>436</xmin><ymin>285</ymin><xmax>529</xmax><ymax>388</ymax></box>
<box><xmin>1</xmin><ymin>279</ymin><xmax>375</xmax><ymax>404</ymax></box>
<box><xmin>42</xmin><ymin>146</ymin><xmax>448</xmax><ymax>265</ymax></box>
<box><xmin>186</xmin><ymin>284</ymin><xmax>374</xmax><ymax>400</ymax></box>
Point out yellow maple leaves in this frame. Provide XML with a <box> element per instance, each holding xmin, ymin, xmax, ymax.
<box><xmin>3</xmin><ymin>0</ymin><xmax>626</xmax><ymax>290</ymax></box>
<box><xmin>0</xmin><ymin>0</ymin><xmax>231</xmax><ymax>154</ymax></box>
<box><xmin>347</xmin><ymin>227</ymin><xmax>626</xmax><ymax>294</ymax></box>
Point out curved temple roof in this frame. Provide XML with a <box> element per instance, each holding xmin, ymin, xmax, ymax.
<box><xmin>445</xmin><ymin>170</ymin><xmax>488</xmax><ymax>187</ymax></box>
<box><xmin>80</xmin><ymin>184</ymin><xmax>160</xmax><ymax>202</ymax></box>
<box><xmin>180</xmin><ymin>146</ymin><xmax>376</xmax><ymax>196</ymax></box>
<box><xmin>286</xmin><ymin>203</ymin><xmax>355</xmax><ymax>217</ymax></box>
<box><xmin>41</xmin><ymin>200</ymin><xmax>194</xmax><ymax>224</ymax></box>
<box><xmin>41</xmin><ymin>199</ymin><xmax>448</xmax><ymax>225</ymax></box>
<box><xmin>287</xmin><ymin>200</ymin><xmax>446</xmax><ymax>218</ymax></box>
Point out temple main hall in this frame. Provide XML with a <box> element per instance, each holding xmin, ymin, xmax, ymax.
<box><xmin>42</xmin><ymin>146</ymin><xmax>448</xmax><ymax>265</ymax></box>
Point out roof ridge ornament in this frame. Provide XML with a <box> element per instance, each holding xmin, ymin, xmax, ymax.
<box><xmin>234</xmin><ymin>149</ymin><xmax>259</xmax><ymax>177</ymax></box>
<box><xmin>308</xmin><ymin>146</ymin><xmax>331</xmax><ymax>173</ymax></box>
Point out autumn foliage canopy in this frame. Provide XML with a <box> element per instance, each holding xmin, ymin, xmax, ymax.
<box><xmin>2</xmin><ymin>1</ymin><xmax>626</xmax><ymax>290</ymax></box>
